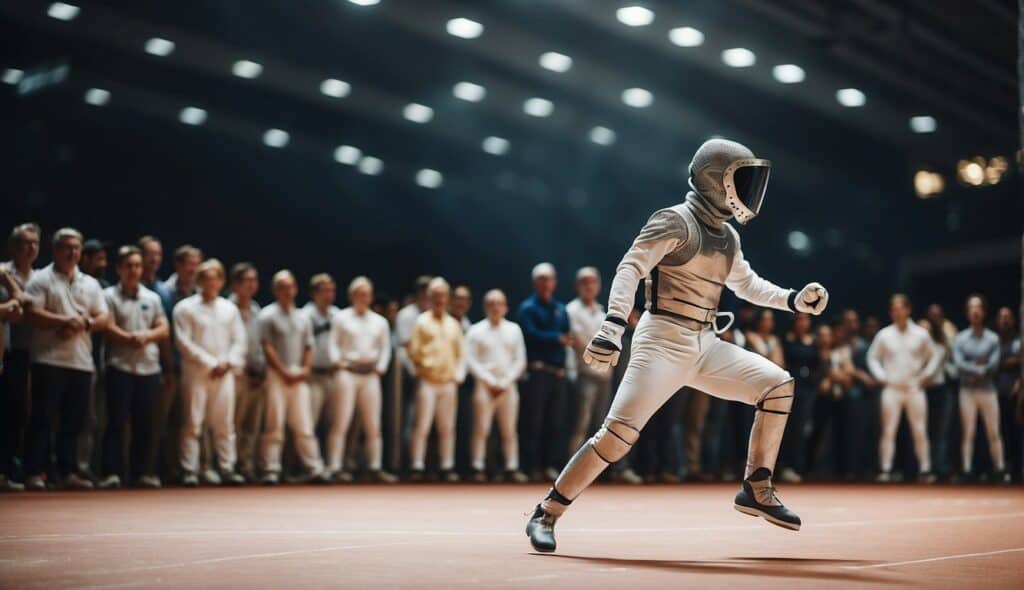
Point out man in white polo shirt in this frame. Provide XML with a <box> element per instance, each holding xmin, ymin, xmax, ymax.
<box><xmin>99</xmin><ymin>246</ymin><xmax>169</xmax><ymax>489</ymax></box>
<box><xmin>24</xmin><ymin>228</ymin><xmax>109</xmax><ymax>491</ymax></box>
<box><xmin>259</xmin><ymin>270</ymin><xmax>327</xmax><ymax>484</ymax></box>
<box><xmin>174</xmin><ymin>259</ymin><xmax>247</xmax><ymax>487</ymax></box>
<box><xmin>330</xmin><ymin>276</ymin><xmax>397</xmax><ymax>482</ymax></box>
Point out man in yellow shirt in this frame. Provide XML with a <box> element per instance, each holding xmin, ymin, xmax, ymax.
<box><xmin>408</xmin><ymin>277</ymin><xmax>464</xmax><ymax>481</ymax></box>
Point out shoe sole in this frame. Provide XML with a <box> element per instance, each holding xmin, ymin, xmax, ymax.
<box><xmin>733</xmin><ymin>504</ymin><xmax>801</xmax><ymax>531</ymax></box>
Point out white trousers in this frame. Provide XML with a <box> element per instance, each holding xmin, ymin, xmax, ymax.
<box><xmin>180</xmin><ymin>370</ymin><xmax>237</xmax><ymax>474</ymax></box>
<box><xmin>234</xmin><ymin>375</ymin><xmax>264</xmax><ymax>477</ymax></box>
<box><xmin>410</xmin><ymin>380</ymin><xmax>457</xmax><ymax>471</ymax></box>
<box><xmin>327</xmin><ymin>371</ymin><xmax>384</xmax><ymax>472</ymax></box>
<box><xmin>471</xmin><ymin>383</ymin><xmax>519</xmax><ymax>471</ymax></box>
<box><xmin>260</xmin><ymin>372</ymin><xmax>324</xmax><ymax>475</ymax></box>
<box><xmin>308</xmin><ymin>373</ymin><xmax>333</xmax><ymax>432</ymax></box>
<box><xmin>879</xmin><ymin>387</ymin><xmax>930</xmax><ymax>473</ymax></box>
<box><xmin>959</xmin><ymin>387</ymin><xmax>1004</xmax><ymax>472</ymax></box>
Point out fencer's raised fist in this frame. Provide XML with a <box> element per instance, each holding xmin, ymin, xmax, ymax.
<box><xmin>582</xmin><ymin>319</ymin><xmax>626</xmax><ymax>373</ymax></box>
<box><xmin>794</xmin><ymin>282</ymin><xmax>829</xmax><ymax>315</ymax></box>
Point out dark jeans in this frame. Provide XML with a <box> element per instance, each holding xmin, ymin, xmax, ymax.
<box><xmin>520</xmin><ymin>369</ymin><xmax>567</xmax><ymax>474</ymax></box>
<box><xmin>998</xmin><ymin>393</ymin><xmax>1021</xmax><ymax>480</ymax></box>
<box><xmin>926</xmin><ymin>383</ymin><xmax>956</xmax><ymax>477</ymax></box>
<box><xmin>779</xmin><ymin>379</ymin><xmax>816</xmax><ymax>474</ymax></box>
<box><xmin>25</xmin><ymin>363</ymin><xmax>93</xmax><ymax>477</ymax></box>
<box><xmin>0</xmin><ymin>349</ymin><xmax>31</xmax><ymax>478</ymax></box>
<box><xmin>639</xmin><ymin>389</ymin><xmax>684</xmax><ymax>476</ymax></box>
<box><xmin>103</xmin><ymin>368</ymin><xmax>160</xmax><ymax>479</ymax></box>
<box><xmin>455</xmin><ymin>376</ymin><xmax>474</xmax><ymax>474</ymax></box>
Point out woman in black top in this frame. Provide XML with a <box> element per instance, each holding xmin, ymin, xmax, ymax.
<box><xmin>778</xmin><ymin>313</ymin><xmax>819</xmax><ymax>482</ymax></box>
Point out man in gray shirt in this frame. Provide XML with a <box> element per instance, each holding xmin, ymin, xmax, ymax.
<box><xmin>259</xmin><ymin>270</ymin><xmax>327</xmax><ymax>484</ymax></box>
<box><xmin>953</xmin><ymin>293</ymin><xmax>1006</xmax><ymax>481</ymax></box>
<box><xmin>228</xmin><ymin>262</ymin><xmax>265</xmax><ymax>482</ymax></box>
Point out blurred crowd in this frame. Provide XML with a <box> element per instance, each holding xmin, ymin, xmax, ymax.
<box><xmin>0</xmin><ymin>222</ymin><xmax>1021</xmax><ymax>492</ymax></box>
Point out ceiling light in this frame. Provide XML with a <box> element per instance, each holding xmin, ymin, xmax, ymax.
<box><xmin>722</xmin><ymin>48</ymin><xmax>756</xmax><ymax>68</ymax></box>
<box><xmin>787</xmin><ymin>230</ymin><xmax>811</xmax><ymax>253</ymax></box>
<box><xmin>334</xmin><ymin>145</ymin><xmax>362</xmax><ymax>165</ymax></box>
<box><xmin>836</xmin><ymin>88</ymin><xmax>866</xmax><ymax>107</ymax></box>
<box><xmin>403</xmin><ymin>103</ymin><xmax>433</xmax><ymax>123</ymax></box>
<box><xmin>144</xmin><ymin>38</ymin><xmax>175</xmax><ymax>57</ymax></box>
<box><xmin>984</xmin><ymin>156</ymin><xmax>1008</xmax><ymax>185</ymax></box>
<box><xmin>914</xmin><ymin>170</ymin><xmax>944</xmax><ymax>198</ymax></box>
<box><xmin>482</xmin><ymin>136</ymin><xmax>509</xmax><ymax>156</ymax></box>
<box><xmin>957</xmin><ymin>158</ymin><xmax>985</xmax><ymax>186</ymax></box>
<box><xmin>262</xmin><ymin>129</ymin><xmax>289</xmax><ymax>148</ymax></box>
<box><xmin>909</xmin><ymin>115</ymin><xmax>937</xmax><ymax>134</ymax></box>
<box><xmin>446</xmin><ymin>17</ymin><xmax>483</xmax><ymax>39</ymax></box>
<box><xmin>84</xmin><ymin>88</ymin><xmax>110</xmax><ymax>106</ymax></box>
<box><xmin>358</xmin><ymin>156</ymin><xmax>383</xmax><ymax>175</ymax></box>
<box><xmin>668</xmin><ymin>27</ymin><xmax>704</xmax><ymax>47</ymax></box>
<box><xmin>616</xmin><ymin>6</ymin><xmax>654</xmax><ymax>27</ymax></box>
<box><xmin>179</xmin><ymin>107</ymin><xmax>207</xmax><ymax>126</ymax></box>
<box><xmin>524</xmin><ymin>97</ymin><xmax>554</xmax><ymax>117</ymax></box>
<box><xmin>47</xmin><ymin>2</ymin><xmax>79</xmax><ymax>21</ymax></box>
<box><xmin>539</xmin><ymin>52</ymin><xmax>573</xmax><ymax>73</ymax></box>
<box><xmin>347</xmin><ymin>0</ymin><xmax>380</xmax><ymax>5</ymax></box>
<box><xmin>589</xmin><ymin>126</ymin><xmax>616</xmax><ymax>146</ymax></box>
<box><xmin>232</xmin><ymin>60</ymin><xmax>263</xmax><ymax>79</ymax></box>
<box><xmin>320</xmin><ymin>78</ymin><xmax>351</xmax><ymax>98</ymax></box>
<box><xmin>416</xmin><ymin>169</ymin><xmax>443</xmax><ymax>189</ymax></box>
<box><xmin>453</xmin><ymin>81</ymin><xmax>485</xmax><ymax>102</ymax></box>
<box><xmin>772</xmin><ymin>64</ymin><xmax>805</xmax><ymax>84</ymax></box>
<box><xmin>2</xmin><ymin>69</ymin><xmax>23</xmax><ymax>85</ymax></box>
<box><xmin>621</xmin><ymin>87</ymin><xmax>653</xmax><ymax>108</ymax></box>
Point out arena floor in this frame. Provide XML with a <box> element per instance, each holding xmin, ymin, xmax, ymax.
<box><xmin>1</xmin><ymin>483</ymin><xmax>1022</xmax><ymax>589</ymax></box>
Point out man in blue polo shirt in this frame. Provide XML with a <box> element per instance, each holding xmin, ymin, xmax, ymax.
<box><xmin>517</xmin><ymin>263</ymin><xmax>572</xmax><ymax>482</ymax></box>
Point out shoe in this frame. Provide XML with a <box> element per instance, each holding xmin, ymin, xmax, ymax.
<box><xmin>201</xmin><ymin>469</ymin><xmax>222</xmax><ymax>486</ymax></box>
<box><xmin>875</xmin><ymin>471</ymin><xmax>892</xmax><ymax>483</ymax></box>
<box><xmin>470</xmin><ymin>470</ymin><xmax>488</xmax><ymax>483</ymax></box>
<box><xmin>137</xmin><ymin>475</ymin><xmax>162</xmax><ymax>489</ymax></box>
<box><xmin>0</xmin><ymin>475</ymin><xmax>25</xmax><ymax>492</ymax></box>
<box><xmin>525</xmin><ymin>505</ymin><xmax>559</xmax><ymax>553</ymax></box>
<box><xmin>992</xmin><ymin>470</ymin><xmax>1011</xmax><ymax>485</ymax></box>
<box><xmin>442</xmin><ymin>470</ymin><xmax>461</xmax><ymax>483</ymax></box>
<box><xmin>181</xmin><ymin>472</ymin><xmax>199</xmax><ymax>487</ymax></box>
<box><xmin>657</xmin><ymin>472</ymin><xmax>681</xmax><ymax>484</ymax></box>
<box><xmin>917</xmin><ymin>471</ymin><xmax>937</xmax><ymax>484</ymax></box>
<box><xmin>506</xmin><ymin>470</ymin><xmax>530</xmax><ymax>483</ymax></box>
<box><xmin>333</xmin><ymin>471</ymin><xmax>354</xmax><ymax>483</ymax></box>
<box><xmin>97</xmin><ymin>475</ymin><xmax>122</xmax><ymax>489</ymax></box>
<box><xmin>309</xmin><ymin>470</ymin><xmax>332</xmax><ymax>484</ymax></box>
<box><xmin>733</xmin><ymin>468</ymin><xmax>801</xmax><ymax>531</ymax></box>
<box><xmin>261</xmin><ymin>472</ymin><xmax>280</xmax><ymax>485</ymax></box>
<box><xmin>26</xmin><ymin>475</ymin><xmax>47</xmax><ymax>491</ymax></box>
<box><xmin>408</xmin><ymin>470</ymin><xmax>425</xmax><ymax>482</ymax></box>
<box><xmin>369</xmin><ymin>470</ymin><xmax>398</xmax><ymax>483</ymax></box>
<box><xmin>612</xmin><ymin>468</ymin><xmax>643</xmax><ymax>485</ymax></box>
<box><xmin>543</xmin><ymin>467</ymin><xmax>560</xmax><ymax>481</ymax></box>
<box><xmin>778</xmin><ymin>467</ymin><xmax>803</xmax><ymax>484</ymax></box>
<box><xmin>64</xmin><ymin>473</ymin><xmax>94</xmax><ymax>490</ymax></box>
<box><xmin>220</xmin><ymin>471</ymin><xmax>245</xmax><ymax>486</ymax></box>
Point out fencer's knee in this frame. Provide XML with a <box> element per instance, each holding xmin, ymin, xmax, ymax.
<box><xmin>590</xmin><ymin>419</ymin><xmax>640</xmax><ymax>464</ymax></box>
<box><xmin>755</xmin><ymin>377</ymin><xmax>794</xmax><ymax>416</ymax></box>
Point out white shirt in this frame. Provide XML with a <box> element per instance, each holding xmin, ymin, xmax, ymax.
<box><xmin>0</xmin><ymin>261</ymin><xmax>35</xmax><ymax>351</ymax></box>
<box><xmin>304</xmin><ymin>303</ymin><xmax>341</xmax><ymax>370</ymax></box>
<box><xmin>25</xmin><ymin>264</ymin><xmax>108</xmax><ymax>372</ymax></box>
<box><xmin>332</xmin><ymin>306</ymin><xmax>392</xmax><ymax>374</ymax></box>
<box><xmin>173</xmin><ymin>294</ymin><xmax>246</xmax><ymax>375</ymax></box>
<box><xmin>104</xmin><ymin>284</ymin><xmax>165</xmax><ymax>376</ymax></box>
<box><xmin>229</xmin><ymin>295</ymin><xmax>265</xmax><ymax>373</ymax></box>
<box><xmin>464</xmin><ymin>318</ymin><xmax>527</xmax><ymax>389</ymax></box>
<box><xmin>394</xmin><ymin>302</ymin><xmax>424</xmax><ymax>375</ymax></box>
<box><xmin>867</xmin><ymin>322</ymin><xmax>939</xmax><ymax>391</ymax></box>
<box><xmin>567</xmin><ymin>298</ymin><xmax>608</xmax><ymax>379</ymax></box>
<box><xmin>258</xmin><ymin>303</ymin><xmax>314</xmax><ymax>369</ymax></box>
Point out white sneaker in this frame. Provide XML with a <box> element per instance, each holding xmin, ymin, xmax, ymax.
<box><xmin>614</xmin><ymin>468</ymin><xmax>644</xmax><ymax>485</ymax></box>
<box><xmin>64</xmin><ymin>473</ymin><xmax>94</xmax><ymax>490</ymax></box>
<box><xmin>261</xmin><ymin>472</ymin><xmax>280</xmax><ymax>485</ymax></box>
<box><xmin>875</xmin><ymin>471</ymin><xmax>892</xmax><ymax>483</ymax></box>
<box><xmin>0</xmin><ymin>475</ymin><xmax>25</xmax><ymax>492</ymax></box>
<box><xmin>97</xmin><ymin>475</ymin><xmax>121</xmax><ymax>489</ymax></box>
<box><xmin>137</xmin><ymin>475</ymin><xmax>162</xmax><ymax>489</ymax></box>
<box><xmin>778</xmin><ymin>467</ymin><xmax>803</xmax><ymax>484</ymax></box>
<box><xmin>181</xmin><ymin>473</ymin><xmax>199</xmax><ymax>487</ymax></box>
<box><xmin>26</xmin><ymin>475</ymin><xmax>46</xmax><ymax>491</ymax></box>
<box><xmin>201</xmin><ymin>469</ymin><xmax>222</xmax><ymax>486</ymax></box>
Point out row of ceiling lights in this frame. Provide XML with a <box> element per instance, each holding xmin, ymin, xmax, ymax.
<box><xmin>914</xmin><ymin>155</ymin><xmax>1012</xmax><ymax>198</ymax></box>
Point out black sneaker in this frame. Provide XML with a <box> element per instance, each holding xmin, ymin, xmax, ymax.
<box><xmin>734</xmin><ymin>468</ymin><xmax>801</xmax><ymax>531</ymax></box>
<box><xmin>525</xmin><ymin>505</ymin><xmax>558</xmax><ymax>553</ymax></box>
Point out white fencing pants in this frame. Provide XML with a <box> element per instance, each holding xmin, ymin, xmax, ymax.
<box><xmin>180</xmin><ymin>369</ymin><xmax>237</xmax><ymax>474</ymax></box>
<box><xmin>327</xmin><ymin>371</ymin><xmax>384</xmax><ymax>472</ymax></box>
<box><xmin>260</xmin><ymin>372</ymin><xmax>325</xmax><ymax>475</ymax></box>
<box><xmin>471</xmin><ymin>383</ymin><xmax>519</xmax><ymax>471</ymax></box>
<box><xmin>568</xmin><ymin>373</ymin><xmax>612</xmax><ymax>454</ymax></box>
<box><xmin>308</xmin><ymin>372</ymin><xmax>334</xmax><ymax>433</ymax></box>
<box><xmin>959</xmin><ymin>387</ymin><xmax>1004</xmax><ymax>473</ymax></box>
<box><xmin>234</xmin><ymin>375</ymin><xmax>264</xmax><ymax>477</ymax></box>
<box><xmin>410</xmin><ymin>379</ymin><xmax>457</xmax><ymax>471</ymax></box>
<box><xmin>879</xmin><ymin>386</ymin><xmax>930</xmax><ymax>473</ymax></box>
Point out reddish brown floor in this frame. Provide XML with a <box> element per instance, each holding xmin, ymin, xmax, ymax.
<box><xmin>1</xmin><ymin>483</ymin><xmax>1023</xmax><ymax>589</ymax></box>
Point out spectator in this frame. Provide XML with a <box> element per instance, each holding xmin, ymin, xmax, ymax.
<box><xmin>99</xmin><ymin>246</ymin><xmax>169</xmax><ymax>489</ymax></box>
<box><xmin>450</xmin><ymin>285</ymin><xmax>473</xmax><ymax>333</ymax></box>
<box><xmin>174</xmin><ymin>259</ymin><xmax>247</xmax><ymax>487</ymax></box>
<box><xmin>24</xmin><ymin>228</ymin><xmax>109</xmax><ymax>490</ymax></box>
<box><xmin>330</xmin><ymin>277</ymin><xmax>396</xmax><ymax>483</ymax></box>
<box><xmin>138</xmin><ymin>236</ymin><xmax>176</xmax><ymax>467</ymax></box>
<box><xmin>228</xmin><ymin>263</ymin><xmax>265</xmax><ymax>482</ymax></box>
<box><xmin>408</xmin><ymin>277</ymin><xmax>463</xmax><ymax>481</ymax></box>
<box><xmin>449</xmin><ymin>284</ymin><xmax>473</xmax><ymax>474</ymax></box>
<box><xmin>953</xmin><ymin>294</ymin><xmax>1006</xmax><ymax>482</ymax></box>
<box><xmin>304</xmin><ymin>273</ymin><xmax>341</xmax><ymax>465</ymax></box>
<box><xmin>158</xmin><ymin>245</ymin><xmax>202</xmax><ymax>318</ymax></box>
<box><xmin>843</xmin><ymin>308</ymin><xmax>879</xmax><ymax>480</ymax></box>
<box><xmin>566</xmin><ymin>267</ymin><xmax>611</xmax><ymax>455</ymax></box>
<box><xmin>0</xmin><ymin>222</ymin><xmax>40</xmax><ymax>492</ymax></box>
<box><xmin>863</xmin><ymin>315</ymin><xmax>881</xmax><ymax>341</ymax></box>
<box><xmin>778</xmin><ymin>312</ymin><xmax>819</xmax><ymax>483</ymax></box>
<box><xmin>80</xmin><ymin>239</ymin><xmax>110</xmax><ymax>287</ymax></box>
<box><xmin>746</xmin><ymin>309</ymin><xmax>785</xmax><ymax>367</ymax></box>
<box><xmin>995</xmin><ymin>307</ymin><xmax>1021</xmax><ymax>481</ymax></box>
<box><xmin>259</xmin><ymin>270</ymin><xmax>328</xmax><ymax>484</ymax></box>
<box><xmin>465</xmin><ymin>289</ymin><xmax>528</xmax><ymax>482</ymax></box>
<box><xmin>395</xmin><ymin>275</ymin><xmax>432</xmax><ymax>378</ymax></box>
<box><xmin>867</xmin><ymin>294</ymin><xmax>939</xmax><ymax>482</ymax></box>
<box><xmin>137</xmin><ymin>236</ymin><xmax>163</xmax><ymax>290</ymax></box>
<box><xmin>808</xmin><ymin>319</ymin><xmax>857</xmax><ymax>478</ymax></box>
<box><xmin>78</xmin><ymin>238</ymin><xmax>110</xmax><ymax>481</ymax></box>
<box><xmin>517</xmin><ymin>263</ymin><xmax>571</xmax><ymax>481</ymax></box>
<box><xmin>920</xmin><ymin>315</ymin><xmax>954</xmax><ymax>479</ymax></box>
<box><xmin>927</xmin><ymin>304</ymin><xmax>959</xmax><ymax>347</ymax></box>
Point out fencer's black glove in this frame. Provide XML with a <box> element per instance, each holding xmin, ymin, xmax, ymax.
<box><xmin>790</xmin><ymin>282</ymin><xmax>829</xmax><ymax>316</ymax></box>
<box><xmin>582</xmin><ymin>317</ymin><xmax>626</xmax><ymax>374</ymax></box>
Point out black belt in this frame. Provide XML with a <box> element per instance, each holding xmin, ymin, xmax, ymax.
<box><xmin>311</xmin><ymin>367</ymin><xmax>336</xmax><ymax>376</ymax></box>
<box><xmin>529</xmin><ymin>361</ymin><xmax>566</xmax><ymax>378</ymax></box>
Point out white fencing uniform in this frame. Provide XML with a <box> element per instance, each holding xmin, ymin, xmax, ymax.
<box><xmin>566</xmin><ymin>298</ymin><xmax>612</xmax><ymax>453</ymax></box>
<box><xmin>329</xmin><ymin>306</ymin><xmax>391</xmax><ymax>472</ymax></box>
<box><xmin>173</xmin><ymin>294</ymin><xmax>247</xmax><ymax>474</ymax></box>
<box><xmin>867</xmin><ymin>322</ymin><xmax>940</xmax><ymax>474</ymax></box>
<box><xmin>465</xmin><ymin>317</ymin><xmax>527</xmax><ymax>471</ymax></box>
<box><xmin>953</xmin><ymin>327</ymin><xmax>1004</xmax><ymax>473</ymax></box>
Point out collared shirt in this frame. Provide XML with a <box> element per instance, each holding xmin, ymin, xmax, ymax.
<box><xmin>229</xmin><ymin>295</ymin><xmax>265</xmax><ymax>373</ymax></box>
<box><xmin>333</xmin><ymin>306</ymin><xmax>392</xmax><ymax>374</ymax></box>
<box><xmin>157</xmin><ymin>273</ymin><xmax>195</xmax><ymax>318</ymax></box>
<box><xmin>516</xmin><ymin>294</ymin><xmax>570</xmax><ymax>367</ymax></box>
<box><xmin>172</xmin><ymin>294</ymin><xmax>246</xmax><ymax>374</ymax></box>
<box><xmin>567</xmin><ymin>298</ymin><xmax>607</xmax><ymax>379</ymax></box>
<box><xmin>953</xmin><ymin>328</ymin><xmax>1001</xmax><ymax>390</ymax></box>
<box><xmin>25</xmin><ymin>264</ymin><xmax>108</xmax><ymax>372</ymax></box>
<box><xmin>408</xmin><ymin>310</ymin><xmax>463</xmax><ymax>383</ymax></box>
<box><xmin>0</xmin><ymin>261</ymin><xmax>35</xmax><ymax>352</ymax></box>
<box><xmin>104</xmin><ymin>284</ymin><xmax>165</xmax><ymax>376</ymax></box>
<box><xmin>867</xmin><ymin>323</ymin><xmax>939</xmax><ymax>391</ymax></box>
<box><xmin>304</xmin><ymin>303</ymin><xmax>341</xmax><ymax>370</ymax></box>
<box><xmin>259</xmin><ymin>303</ymin><xmax>314</xmax><ymax>370</ymax></box>
<box><xmin>464</xmin><ymin>318</ymin><xmax>526</xmax><ymax>389</ymax></box>
<box><xmin>394</xmin><ymin>302</ymin><xmax>425</xmax><ymax>375</ymax></box>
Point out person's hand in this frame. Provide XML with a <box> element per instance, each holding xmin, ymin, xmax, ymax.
<box><xmin>65</xmin><ymin>315</ymin><xmax>87</xmax><ymax>334</ymax></box>
<box><xmin>288</xmin><ymin>367</ymin><xmax>310</xmax><ymax>385</ymax></box>
<box><xmin>210</xmin><ymin>363</ymin><xmax>230</xmax><ymax>379</ymax></box>
<box><xmin>487</xmin><ymin>383</ymin><xmax>506</xmax><ymax>397</ymax></box>
<box><xmin>919</xmin><ymin>376</ymin><xmax>932</xmax><ymax>390</ymax></box>
<box><xmin>582</xmin><ymin>319</ymin><xmax>625</xmax><ymax>374</ymax></box>
<box><xmin>130</xmin><ymin>333</ymin><xmax>148</xmax><ymax>349</ymax></box>
<box><xmin>793</xmin><ymin>282</ymin><xmax>829</xmax><ymax>315</ymax></box>
<box><xmin>558</xmin><ymin>333</ymin><xmax>574</xmax><ymax>347</ymax></box>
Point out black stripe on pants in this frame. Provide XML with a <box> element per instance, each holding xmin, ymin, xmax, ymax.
<box><xmin>25</xmin><ymin>364</ymin><xmax>92</xmax><ymax>478</ymax></box>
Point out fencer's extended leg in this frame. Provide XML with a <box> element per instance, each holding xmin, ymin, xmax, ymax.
<box><xmin>526</xmin><ymin>419</ymin><xmax>639</xmax><ymax>552</ymax></box>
